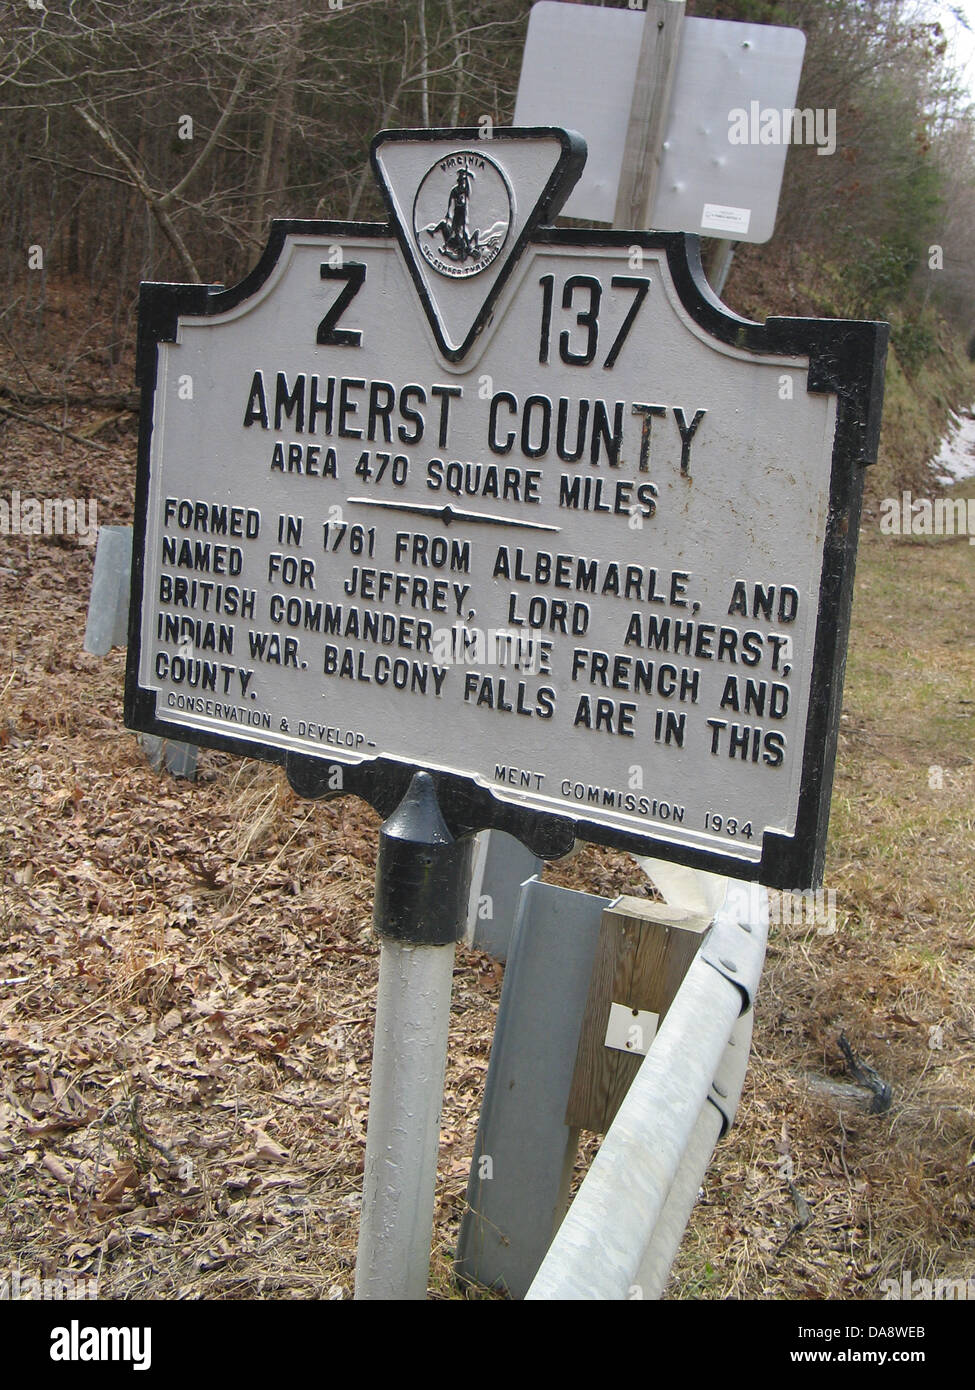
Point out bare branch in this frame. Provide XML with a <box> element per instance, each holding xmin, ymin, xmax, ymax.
<box><xmin>74</xmin><ymin>103</ymin><xmax>202</xmax><ymax>282</ymax></box>
<box><xmin>160</xmin><ymin>67</ymin><xmax>248</xmax><ymax>208</ymax></box>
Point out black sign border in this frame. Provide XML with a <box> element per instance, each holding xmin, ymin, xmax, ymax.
<box><xmin>127</xmin><ymin>221</ymin><xmax>888</xmax><ymax>890</ymax></box>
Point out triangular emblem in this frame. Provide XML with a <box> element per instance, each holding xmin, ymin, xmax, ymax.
<box><xmin>370</xmin><ymin>127</ymin><xmax>586</xmax><ymax>364</ymax></box>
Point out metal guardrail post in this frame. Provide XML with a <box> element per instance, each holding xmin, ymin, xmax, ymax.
<box><xmin>464</xmin><ymin>830</ymin><xmax>544</xmax><ymax>962</ymax></box>
<box><xmin>83</xmin><ymin>525</ymin><xmax>132</xmax><ymax>656</ymax></box>
<box><xmin>84</xmin><ymin>524</ymin><xmax>197</xmax><ymax>778</ymax></box>
<box><xmin>455</xmin><ymin>878</ymin><xmax>610</xmax><ymax>1296</ymax></box>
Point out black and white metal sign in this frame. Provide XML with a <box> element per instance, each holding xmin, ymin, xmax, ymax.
<box><xmin>126</xmin><ymin>128</ymin><xmax>887</xmax><ymax>888</ymax></box>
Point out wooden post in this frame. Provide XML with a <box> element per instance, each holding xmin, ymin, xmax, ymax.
<box><xmin>565</xmin><ymin>895</ymin><xmax>709</xmax><ymax>1134</ymax></box>
<box><xmin>613</xmin><ymin>0</ymin><xmax>686</xmax><ymax>231</ymax></box>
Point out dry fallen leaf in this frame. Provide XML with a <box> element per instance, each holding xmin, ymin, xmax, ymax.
<box><xmin>243</xmin><ymin>1123</ymin><xmax>289</xmax><ymax>1164</ymax></box>
<box><xmin>42</xmin><ymin>1152</ymin><xmax>74</xmax><ymax>1187</ymax></box>
<box><xmin>25</xmin><ymin>1111</ymin><xmax>96</xmax><ymax>1137</ymax></box>
<box><xmin>98</xmin><ymin>1161</ymin><xmax>139</xmax><ymax>1206</ymax></box>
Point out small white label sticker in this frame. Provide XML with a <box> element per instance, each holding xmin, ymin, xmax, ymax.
<box><xmin>701</xmin><ymin>203</ymin><xmax>752</xmax><ymax>235</ymax></box>
<box><xmin>605</xmin><ymin>1003</ymin><xmax>660</xmax><ymax>1056</ymax></box>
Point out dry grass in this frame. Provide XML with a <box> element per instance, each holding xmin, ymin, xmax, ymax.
<box><xmin>667</xmin><ymin>521</ymin><xmax>975</xmax><ymax>1300</ymax></box>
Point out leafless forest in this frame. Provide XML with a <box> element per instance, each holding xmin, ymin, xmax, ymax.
<box><xmin>3</xmin><ymin>0</ymin><xmax>975</xmax><ymax>350</ymax></box>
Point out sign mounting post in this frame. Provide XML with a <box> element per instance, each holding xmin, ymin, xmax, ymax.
<box><xmin>613</xmin><ymin>0</ymin><xmax>685</xmax><ymax>232</ymax></box>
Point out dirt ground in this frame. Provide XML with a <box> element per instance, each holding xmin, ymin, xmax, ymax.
<box><xmin>0</xmin><ymin>291</ymin><xmax>973</xmax><ymax>1301</ymax></box>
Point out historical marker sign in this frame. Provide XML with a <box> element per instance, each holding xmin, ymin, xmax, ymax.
<box><xmin>126</xmin><ymin>128</ymin><xmax>887</xmax><ymax>889</ymax></box>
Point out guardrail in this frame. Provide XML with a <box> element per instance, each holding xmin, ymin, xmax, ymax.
<box><xmin>526</xmin><ymin>878</ymin><xmax>768</xmax><ymax>1300</ymax></box>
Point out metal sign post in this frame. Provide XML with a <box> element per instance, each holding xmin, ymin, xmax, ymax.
<box><xmin>355</xmin><ymin>772</ymin><xmax>473</xmax><ymax>1300</ymax></box>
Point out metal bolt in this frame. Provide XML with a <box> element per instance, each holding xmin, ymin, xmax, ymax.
<box><xmin>720</xmin><ymin>957</ymin><xmax>738</xmax><ymax>973</ymax></box>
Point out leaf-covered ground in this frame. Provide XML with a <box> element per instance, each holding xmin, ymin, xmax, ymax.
<box><xmin>0</xmin><ymin>293</ymin><xmax>973</xmax><ymax>1301</ymax></box>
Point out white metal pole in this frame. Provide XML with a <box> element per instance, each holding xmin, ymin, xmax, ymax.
<box><xmin>355</xmin><ymin>938</ymin><xmax>456</xmax><ymax>1301</ymax></box>
<box><xmin>353</xmin><ymin>771</ymin><xmax>472</xmax><ymax>1301</ymax></box>
<box><xmin>708</xmin><ymin>238</ymin><xmax>738</xmax><ymax>298</ymax></box>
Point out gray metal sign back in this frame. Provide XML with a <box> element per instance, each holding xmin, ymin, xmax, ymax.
<box><xmin>514</xmin><ymin>4</ymin><xmax>806</xmax><ymax>240</ymax></box>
